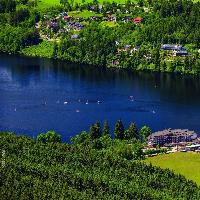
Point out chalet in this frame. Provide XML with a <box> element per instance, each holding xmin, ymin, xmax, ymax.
<box><xmin>148</xmin><ymin>129</ymin><xmax>197</xmax><ymax>147</ymax></box>
<box><xmin>132</xmin><ymin>17</ymin><xmax>142</xmax><ymax>23</ymax></box>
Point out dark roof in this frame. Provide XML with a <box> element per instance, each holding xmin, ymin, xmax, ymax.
<box><xmin>175</xmin><ymin>50</ymin><xmax>188</xmax><ymax>55</ymax></box>
<box><xmin>148</xmin><ymin>129</ymin><xmax>197</xmax><ymax>140</ymax></box>
<box><xmin>161</xmin><ymin>44</ymin><xmax>187</xmax><ymax>51</ymax></box>
<box><xmin>71</xmin><ymin>34</ymin><xmax>79</xmax><ymax>39</ymax></box>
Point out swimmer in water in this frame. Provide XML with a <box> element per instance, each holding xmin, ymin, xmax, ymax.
<box><xmin>42</xmin><ymin>101</ymin><xmax>47</xmax><ymax>106</ymax></box>
<box><xmin>86</xmin><ymin>100</ymin><xmax>89</xmax><ymax>105</ymax></box>
<box><xmin>130</xmin><ymin>96</ymin><xmax>134</xmax><ymax>101</ymax></box>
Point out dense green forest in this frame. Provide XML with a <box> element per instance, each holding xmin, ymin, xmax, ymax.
<box><xmin>1</xmin><ymin>126</ymin><xmax>200</xmax><ymax>199</ymax></box>
<box><xmin>0</xmin><ymin>0</ymin><xmax>200</xmax><ymax>74</ymax></box>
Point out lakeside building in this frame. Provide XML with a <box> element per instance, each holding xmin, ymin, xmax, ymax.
<box><xmin>148</xmin><ymin>129</ymin><xmax>197</xmax><ymax>147</ymax></box>
<box><xmin>161</xmin><ymin>44</ymin><xmax>188</xmax><ymax>56</ymax></box>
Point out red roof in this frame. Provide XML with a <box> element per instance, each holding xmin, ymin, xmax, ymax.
<box><xmin>64</xmin><ymin>16</ymin><xmax>71</xmax><ymax>20</ymax></box>
<box><xmin>133</xmin><ymin>17</ymin><xmax>142</xmax><ymax>23</ymax></box>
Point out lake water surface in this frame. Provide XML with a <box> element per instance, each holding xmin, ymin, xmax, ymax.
<box><xmin>1</xmin><ymin>54</ymin><xmax>200</xmax><ymax>141</ymax></box>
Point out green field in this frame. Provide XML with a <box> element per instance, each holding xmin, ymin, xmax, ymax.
<box><xmin>37</xmin><ymin>0</ymin><xmax>137</xmax><ymax>10</ymax></box>
<box><xmin>37</xmin><ymin>0</ymin><xmax>200</xmax><ymax>10</ymax></box>
<box><xmin>21</xmin><ymin>41</ymin><xmax>54</xmax><ymax>58</ymax></box>
<box><xmin>37</xmin><ymin>0</ymin><xmax>60</xmax><ymax>10</ymax></box>
<box><xmin>145</xmin><ymin>152</ymin><xmax>200</xmax><ymax>185</ymax></box>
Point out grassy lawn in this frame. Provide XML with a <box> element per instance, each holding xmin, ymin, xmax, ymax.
<box><xmin>68</xmin><ymin>10</ymin><xmax>102</xmax><ymax>18</ymax></box>
<box><xmin>37</xmin><ymin>0</ymin><xmax>137</xmax><ymax>10</ymax></box>
<box><xmin>100</xmin><ymin>21</ymin><xmax>119</xmax><ymax>27</ymax></box>
<box><xmin>145</xmin><ymin>152</ymin><xmax>200</xmax><ymax>185</ymax></box>
<box><xmin>37</xmin><ymin>0</ymin><xmax>60</xmax><ymax>10</ymax></box>
<box><xmin>21</xmin><ymin>41</ymin><xmax>54</xmax><ymax>58</ymax></box>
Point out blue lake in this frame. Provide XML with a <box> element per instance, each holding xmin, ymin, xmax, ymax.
<box><xmin>1</xmin><ymin>54</ymin><xmax>200</xmax><ymax>141</ymax></box>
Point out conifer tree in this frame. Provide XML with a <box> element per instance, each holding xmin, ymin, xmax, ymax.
<box><xmin>89</xmin><ymin>122</ymin><xmax>102</xmax><ymax>140</ymax></box>
<box><xmin>102</xmin><ymin>120</ymin><xmax>110</xmax><ymax>137</ymax></box>
<box><xmin>124</xmin><ymin>122</ymin><xmax>139</xmax><ymax>140</ymax></box>
<box><xmin>139</xmin><ymin>126</ymin><xmax>152</xmax><ymax>142</ymax></box>
<box><xmin>114</xmin><ymin>120</ymin><xmax>124</xmax><ymax>140</ymax></box>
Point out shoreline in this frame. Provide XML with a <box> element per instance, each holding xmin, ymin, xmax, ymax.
<box><xmin>1</xmin><ymin>51</ymin><xmax>200</xmax><ymax>77</ymax></box>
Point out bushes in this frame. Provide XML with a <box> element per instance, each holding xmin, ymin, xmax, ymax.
<box><xmin>37</xmin><ymin>130</ymin><xmax>61</xmax><ymax>143</ymax></box>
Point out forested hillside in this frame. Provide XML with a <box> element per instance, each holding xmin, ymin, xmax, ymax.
<box><xmin>0</xmin><ymin>0</ymin><xmax>200</xmax><ymax>74</ymax></box>
<box><xmin>0</xmin><ymin>131</ymin><xmax>200</xmax><ymax>199</ymax></box>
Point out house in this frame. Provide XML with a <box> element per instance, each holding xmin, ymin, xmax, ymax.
<box><xmin>124</xmin><ymin>44</ymin><xmax>131</xmax><ymax>49</ymax></box>
<box><xmin>47</xmin><ymin>20</ymin><xmax>59</xmax><ymax>29</ymax></box>
<box><xmin>173</xmin><ymin>50</ymin><xmax>188</xmax><ymax>57</ymax></box>
<box><xmin>64</xmin><ymin>16</ymin><xmax>71</xmax><ymax>21</ymax></box>
<box><xmin>115</xmin><ymin>40</ymin><xmax>121</xmax><ymax>46</ymax></box>
<box><xmin>107</xmin><ymin>14</ymin><xmax>117</xmax><ymax>22</ymax></box>
<box><xmin>132</xmin><ymin>17</ymin><xmax>142</xmax><ymax>23</ymax></box>
<box><xmin>90</xmin><ymin>16</ymin><xmax>101</xmax><ymax>21</ymax></box>
<box><xmin>71</xmin><ymin>34</ymin><xmax>79</xmax><ymax>39</ymax></box>
<box><xmin>130</xmin><ymin>46</ymin><xmax>140</xmax><ymax>53</ymax></box>
<box><xmin>60</xmin><ymin>12</ymin><xmax>68</xmax><ymax>17</ymax></box>
<box><xmin>161</xmin><ymin>44</ymin><xmax>186</xmax><ymax>51</ymax></box>
<box><xmin>67</xmin><ymin>22</ymin><xmax>84</xmax><ymax>31</ymax></box>
<box><xmin>89</xmin><ymin>5</ymin><xmax>96</xmax><ymax>11</ymax></box>
<box><xmin>161</xmin><ymin>44</ymin><xmax>188</xmax><ymax>56</ymax></box>
<box><xmin>122</xmin><ymin>16</ymin><xmax>131</xmax><ymax>23</ymax></box>
<box><xmin>148</xmin><ymin>129</ymin><xmax>197</xmax><ymax>147</ymax></box>
<box><xmin>99</xmin><ymin>4</ymin><xmax>103</xmax><ymax>12</ymax></box>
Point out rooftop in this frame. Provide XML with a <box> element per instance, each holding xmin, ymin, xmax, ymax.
<box><xmin>148</xmin><ymin>129</ymin><xmax>197</xmax><ymax>139</ymax></box>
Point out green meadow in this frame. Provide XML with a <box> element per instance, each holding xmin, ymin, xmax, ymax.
<box><xmin>37</xmin><ymin>0</ymin><xmax>60</xmax><ymax>10</ymax></box>
<box><xmin>37</xmin><ymin>0</ymin><xmax>138</xmax><ymax>10</ymax></box>
<box><xmin>145</xmin><ymin>152</ymin><xmax>200</xmax><ymax>185</ymax></box>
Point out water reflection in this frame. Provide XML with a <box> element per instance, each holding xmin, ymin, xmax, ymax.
<box><xmin>0</xmin><ymin>54</ymin><xmax>200</xmax><ymax>140</ymax></box>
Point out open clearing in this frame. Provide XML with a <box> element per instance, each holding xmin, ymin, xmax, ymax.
<box><xmin>145</xmin><ymin>152</ymin><xmax>200</xmax><ymax>185</ymax></box>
